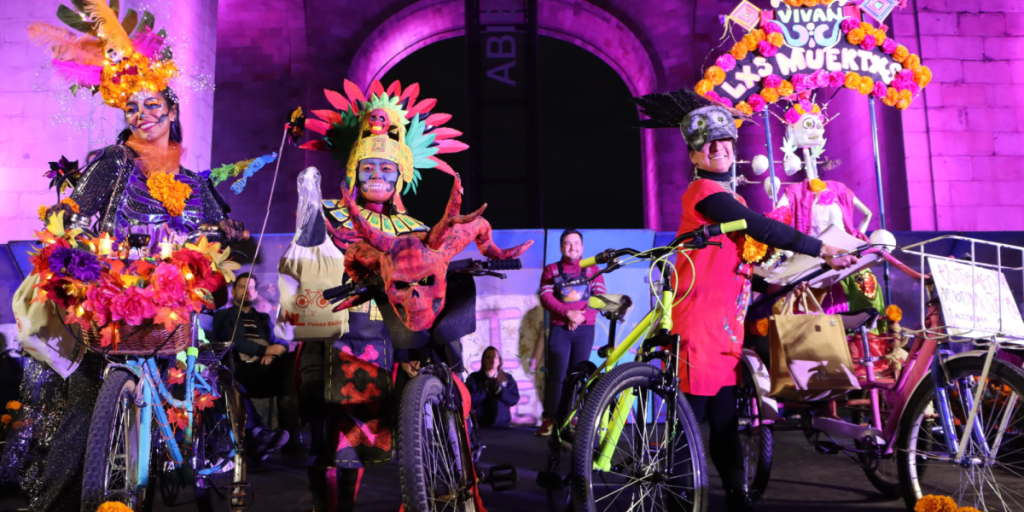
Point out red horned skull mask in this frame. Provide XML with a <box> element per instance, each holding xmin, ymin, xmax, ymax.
<box><xmin>340</xmin><ymin>176</ymin><xmax>532</xmax><ymax>332</ymax></box>
<box><xmin>367</xmin><ymin>109</ymin><xmax>391</xmax><ymax>135</ymax></box>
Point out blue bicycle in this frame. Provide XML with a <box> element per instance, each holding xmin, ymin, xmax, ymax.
<box><xmin>80</xmin><ymin>313</ymin><xmax>249</xmax><ymax>512</ymax></box>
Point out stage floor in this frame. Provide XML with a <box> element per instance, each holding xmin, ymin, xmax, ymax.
<box><xmin>1</xmin><ymin>426</ymin><xmax>911</xmax><ymax>512</ymax></box>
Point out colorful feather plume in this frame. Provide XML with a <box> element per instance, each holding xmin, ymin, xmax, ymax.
<box><xmin>130</xmin><ymin>25</ymin><xmax>165</xmax><ymax>60</ymax></box>
<box><xmin>83</xmin><ymin>0</ymin><xmax>133</xmax><ymax>54</ymax></box>
<box><xmin>27</xmin><ymin>22</ymin><xmax>104</xmax><ymax>66</ymax></box>
<box><xmin>51</xmin><ymin>60</ymin><xmax>102</xmax><ymax>87</ymax></box>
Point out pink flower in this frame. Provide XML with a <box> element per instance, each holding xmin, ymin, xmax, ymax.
<box><xmin>860</xmin><ymin>34</ymin><xmax>877</xmax><ymax>51</ymax></box>
<box><xmin>841</xmin><ymin>17</ymin><xmax>860</xmax><ymax>34</ymax></box>
<box><xmin>748</xmin><ymin>93</ymin><xmax>767</xmax><ymax>112</ymax></box>
<box><xmin>767</xmin><ymin>206</ymin><xmax>793</xmax><ymax>225</ymax></box>
<box><xmin>717</xmin><ymin>96</ymin><xmax>734</xmax><ymax>108</ymax></box>
<box><xmin>762</xmin><ymin>21</ymin><xmax>782</xmax><ymax>35</ymax></box>
<box><xmin>110</xmin><ymin>286</ymin><xmax>157</xmax><ymax>326</ymax></box>
<box><xmin>784</xmin><ymin>108</ymin><xmax>802</xmax><ymax>125</ymax></box>
<box><xmin>83</xmin><ymin>277</ymin><xmax>122</xmax><ymax>326</ymax></box>
<box><xmin>715</xmin><ymin>54</ymin><xmax>737</xmax><ymax>72</ymax></box>
<box><xmin>799</xmin><ymin>99</ymin><xmax>814</xmax><ymax>112</ymax></box>
<box><xmin>151</xmin><ymin>263</ymin><xmax>187</xmax><ymax>307</ymax></box>
<box><xmin>892</xmin><ymin>69</ymin><xmax>914</xmax><ymax>90</ymax></box>
<box><xmin>763</xmin><ymin>74</ymin><xmax>783</xmax><ymax>89</ymax></box>
<box><xmin>828</xmin><ymin>71</ymin><xmax>846</xmax><ymax>88</ymax></box>
<box><xmin>881</xmin><ymin>38</ymin><xmax>898</xmax><ymax>54</ymax></box>
<box><xmin>907</xmin><ymin>81</ymin><xmax>921</xmax><ymax>96</ymax></box>
<box><xmin>705</xmin><ymin>90</ymin><xmax>722</xmax><ymax>103</ymax></box>
<box><xmin>810</xmin><ymin>69</ymin><xmax>829</xmax><ymax>88</ymax></box>
<box><xmin>872</xmin><ymin>81</ymin><xmax>888</xmax><ymax>98</ymax></box>
<box><xmin>758</xmin><ymin>40</ymin><xmax>778</xmax><ymax>57</ymax></box>
<box><xmin>818</xmin><ymin>188</ymin><xmax>838</xmax><ymax>206</ymax></box>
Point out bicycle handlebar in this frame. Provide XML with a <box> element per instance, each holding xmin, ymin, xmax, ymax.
<box><xmin>579</xmin><ymin>220</ymin><xmax>748</xmax><ymax>269</ymax></box>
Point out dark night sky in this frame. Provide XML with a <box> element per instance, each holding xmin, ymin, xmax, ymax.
<box><xmin>381</xmin><ymin>36</ymin><xmax>644</xmax><ymax>229</ymax></box>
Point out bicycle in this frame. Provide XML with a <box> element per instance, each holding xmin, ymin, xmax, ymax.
<box><xmin>80</xmin><ymin>312</ymin><xmax>250</xmax><ymax>512</ymax></box>
<box><xmin>737</xmin><ymin>234</ymin><xmax>1024</xmax><ymax>511</ymax></box>
<box><xmin>325</xmin><ymin>258</ymin><xmax>522</xmax><ymax>512</ymax></box>
<box><xmin>535</xmin><ymin>219</ymin><xmax>748</xmax><ymax>512</ymax></box>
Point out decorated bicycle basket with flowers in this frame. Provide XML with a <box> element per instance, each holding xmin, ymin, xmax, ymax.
<box><xmin>28</xmin><ymin>212</ymin><xmax>240</xmax><ymax>355</ymax></box>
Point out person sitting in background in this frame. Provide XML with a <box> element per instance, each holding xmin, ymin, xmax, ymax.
<box><xmin>466</xmin><ymin>347</ymin><xmax>521</xmax><ymax>429</ymax></box>
<box><xmin>212</xmin><ymin>272</ymin><xmax>292</xmax><ymax>460</ymax></box>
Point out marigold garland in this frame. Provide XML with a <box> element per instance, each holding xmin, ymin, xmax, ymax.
<box><xmin>147</xmin><ymin>172</ymin><xmax>193</xmax><ymax>217</ymax></box>
<box><xmin>914</xmin><ymin>495</ymin><xmax>957</xmax><ymax>512</ymax></box>
<box><xmin>768</xmin><ymin>32</ymin><xmax>784</xmax><ymax>48</ymax></box>
<box><xmin>7</xmin><ymin>401</ymin><xmax>22</xmax><ymax>410</ymax></box>
<box><xmin>37</xmin><ymin>205</ymin><xmax>48</xmax><ymax>221</ymax></box>
<box><xmin>809</xmin><ymin>178</ymin><xmax>827</xmax><ymax>193</ymax></box>
<box><xmin>893</xmin><ymin>45</ymin><xmax>910</xmax><ymax>63</ymax></box>
<box><xmin>705</xmin><ymin>66</ymin><xmax>726</xmax><ymax>86</ymax></box>
<box><xmin>60</xmin><ymin>197</ymin><xmax>80</xmax><ymax>213</ymax></box>
<box><xmin>756</xmin><ymin>317</ymin><xmax>770</xmax><ymax>336</ymax></box>
<box><xmin>742</xmin><ymin>235</ymin><xmax>768</xmax><ymax>264</ymax></box>
<box><xmin>97</xmin><ymin>502</ymin><xmax>135</xmax><ymax>512</ymax></box>
<box><xmin>99</xmin><ymin>53</ymin><xmax>179</xmax><ymax>111</ymax></box>
<box><xmin>777</xmin><ymin>80</ymin><xmax>794</xmax><ymax>98</ymax></box>
<box><xmin>730</xmin><ymin>43</ymin><xmax>748</xmax><ymax>61</ymax></box>
<box><xmin>858</xmin><ymin>75</ymin><xmax>875</xmax><ymax>96</ymax></box>
<box><xmin>735</xmin><ymin>101</ymin><xmax>754</xmax><ymax>116</ymax></box>
<box><xmin>695</xmin><ymin>79</ymin><xmax>714</xmax><ymax>97</ymax></box>
<box><xmin>886</xmin><ymin>305</ymin><xmax>903</xmax><ymax>323</ymax></box>
<box><xmin>760</xmin><ymin>88</ymin><xmax>779</xmax><ymax>104</ymax></box>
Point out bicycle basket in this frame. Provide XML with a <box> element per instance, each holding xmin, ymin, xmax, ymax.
<box><xmin>82</xmin><ymin>317</ymin><xmax>192</xmax><ymax>356</ymax></box>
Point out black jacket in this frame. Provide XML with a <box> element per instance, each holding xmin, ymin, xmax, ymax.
<box><xmin>211</xmin><ymin>305</ymin><xmax>284</xmax><ymax>359</ymax></box>
<box><xmin>466</xmin><ymin>370</ymin><xmax>520</xmax><ymax>428</ymax></box>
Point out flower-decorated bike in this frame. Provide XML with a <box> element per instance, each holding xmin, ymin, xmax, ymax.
<box><xmin>25</xmin><ymin>214</ymin><xmax>250</xmax><ymax>512</ymax></box>
<box><xmin>735</xmin><ymin>235</ymin><xmax>1024</xmax><ymax>511</ymax></box>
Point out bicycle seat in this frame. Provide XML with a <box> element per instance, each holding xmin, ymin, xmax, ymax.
<box><xmin>838</xmin><ymin>308</ymin><xmax>879</xmax><ymax>332</ymax></box>
<box><xmin>588</xmin><ymin>294</ymin><xmax>632</xmax><ymax>322</ymax></box>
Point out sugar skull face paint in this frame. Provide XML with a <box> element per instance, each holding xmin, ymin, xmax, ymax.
<box><xmin>357</xmin><ymin>158</ymin><xmax>399</xmax><ymax>204</ymax></box>
<box><xmin>125</xmin><ymin>90</ymin><xmax>176</xmax><ymax>142</ymax></box>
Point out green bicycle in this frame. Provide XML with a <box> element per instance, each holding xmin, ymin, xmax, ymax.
<box><xmin>537</xmin><ymin>219</ymin><xmax>747</xmax><ymax>512</ymax></box>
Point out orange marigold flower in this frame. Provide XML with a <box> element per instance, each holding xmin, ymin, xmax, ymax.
<box><xmin>873</xmin><ymin>29</ymin><xmax>887</xmax><ymax>45</ymax></box>
<box><xmin>886</xmin><ymin>305</ymin><xmax>903</xmax><ymax>323</ymax></box>
<box><xmin>97</xmin><ymin>503</ymin><xmax>134</xmax><ymax>512</ymax></box>
<box><xmin>777</xmin><ymin>80</ymin><xmax>795</xmax><ymax>98</ymax></box>
<box><xmin>858</xmin><ymin>75</ymin><xmax>875</xmax><ymax>95</ymax></box>
<box><xmin>896</xmin><ymin>98</ymin><xmax>912</xmax><ymax>110</ymax></box>
<box><xmin>6</xmin><ymin>401</ymin><xmax>21</xmax><ymax>411</ymax></box>
<box><xmin>730</xmin><ymin>43</ymin><xmax>749</xmax><ymax>61</ymax></box>
<box><xmin>847</xmin><ymin>27</ymin><xmax>867</xmax><ymax>45</ymax></box>
<box><xmin>743</xmin><ymin>235</ymin><xmax>768</xmax><ymax>264</ymax></box>
<box><xmin>768</xmin><ymin>32</ymin><xmax>784</xmax><ymax>48</ymax></box>
<box><xmin>742</xmin><ymin>34</ymin><xmax>759</xmax><ymax>52</ymax></box>
<box><xmin>761</xmin><ymin>88</ymin><xmax>779</xmax><ymax>104</ymax></box>
<box><xmin>60</xmin><ymin>197</ymin><xmax>80</xmax><ymax>213</ymax></box>
<box><xmin>914</xmin><ymin>66</ymin><xmax>932</xmax><ymax>87</ymax></box>
<box><xmin>38</xmin><ymin>205</ymin><xmax>48</xmax><ymax>221</ymax></box>
<box><xmin>914</xmin><ymin>495</ymin><xmax>957</xmax><ymax>512</ymax></box>
<box><xmin>844</xmin><ymin>72</ymin><xmax>861</xmax><ymax>90</ymax></box>
<box><xmin>893</xmin><ymin>45</ymin><xmax>910</xmax><ymax>63</ymax></box>
<box><xmin>883</xmin><ymin>87</ymin><xmax>899</xmax><ymax>107</ymax></box>
<box><xmin>705</xmin><ymin>65</ymin><xmax>726</xmax><ymax>86</ymax></box>
<box><xmin>147</xmin><ymin>172</ymin><xmax>193</xmax><ymax>218</ymax></box>
<box><xmin>783</xmin><ymin>0</ymin><xmax>800</xmax><ymax>6</ymax></box>
<box><xmin>734</xmin><ymin>119</ymin><xmax>744</xmax><ymax>129</ymax></box>
<box><xmin>735</xmin><ymin>101</ymin><xmax>754</xmax><ymax>116</ymax></box>
<box><xmin>899</xmin><ymin>89</ymin><xmax>913</xmax><ymax>102</ymax></box>
<box><xmin>750</xmin><ymin>29</ymin><xmax>766</xmax><ymax>43</ymax></box>
<box><xmin>905</xmin><ymin>54</ymin><xmax>922</xmax><ymax>72</ymax></box>
<box><xmin>802</xmin><ymin>0</ymin><xmax>819</xmax><ymax>6</ymax></box>
<box><xmin>956</xmin><ymin>507</ymin><xmax>983</xmax><ymax>512</ymax></box>
<box><xmin>695</xmin><ymin>79</ymin><xmax>714</xmax><ymax>97</ymax></box>
<box><xmin>1</xmin><ymin>414</ymin><xmax>10</xmax><ymax>425</ymax></box>
<box><xmin>756</xmin><ymin>317</ymin><xmax>770</xmax><ymax>336</ymax></box>
<box><xmin>809</xmin><ymin>178</ymin><xmax>827</xmax><ymax>193</ymax></box>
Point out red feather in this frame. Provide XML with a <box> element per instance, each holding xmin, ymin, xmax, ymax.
<box><xmin>311</xmin><ymin>109</ymin><xmax>343</xmax><ymax>125</ymax></box>
<box><xmin>369</xmin><ymin>80</ymin><xmax>385</xmax><ymax>98</ymax></box>
<box><xmin>400</xmin><ymin>83</ymin><xmax>420</xmax><ymax>108</ymax></box>
<box><xmin>131</xmin><ymin>26</ymin><xmax>165</xmax><ymax>60</ymax></box>
<box><xmin>428</xmin><ymin>156</ymin><xmax>456</xmax><ymax>176</ymax></box>
<box><xmin>430</xmin><ymin>127</ymin><xmax>463</xmax><ymax>140</ymax></box>
<box><xmin>304</xmin><ymin>119</ymin><xmax>331</xmax><ymax>135</ymax></box>
<box><xmin>423</xmin><ymin>113</ymin><xmax>452</xmax><ymax>127</ymax></box>
<box><xmin>435</xmin><ymin>140</ymin><xmax>469</xmax><ymax>154</ymax></box>
<box><xmin>299</xmin><ymin>140</ymin><xmax>329</xmax><ymax>151</ymax></box>
<box><xmin>386</xmin><ymin>80</ymin><xmax>401</xmax><ymax>97</ymax></box>
<box><xmin>344</xmin><ymin>80</ymin><xmax>366</xmax><ymax>106</ymax></box>
<box><xmin>408</xmin><ymin>98</ymin><xmax>437</xmax><ymax>117</ymax></box>
<box><xmin>324</xmin><ymin>89</ymin><xmax>350</xmax><ymax>111</ymax></box>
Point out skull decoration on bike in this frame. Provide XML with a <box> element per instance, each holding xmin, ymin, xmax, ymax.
<box><xmin>335</xmin><ymin>175</ymin><xmax>532</xmax><ymax>331</ymax></box>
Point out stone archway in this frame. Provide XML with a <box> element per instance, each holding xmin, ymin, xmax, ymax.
<box><xmin>346</xmin><ymin>0</ymin><xmax>660</xmax><ymax>228</ymax></box>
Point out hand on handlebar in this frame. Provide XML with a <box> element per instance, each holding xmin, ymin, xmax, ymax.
<box><xmin>822</xmin><ymin>243</ymin><xmax>859</xmax><ymax>270</ymax></box>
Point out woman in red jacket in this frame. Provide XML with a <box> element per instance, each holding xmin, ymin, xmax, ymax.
<box><xmin>634</xmin><ymin>89</ymin><xmax>858</xmax><ymax>512</ymax></box>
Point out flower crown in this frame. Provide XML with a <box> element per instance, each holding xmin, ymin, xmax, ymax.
<box><xmin>784</xmin><ymin>101</ymin><xmax>825</xmax><ymax>126</ymax></box>
<box><xmin>28</xmin><ymin>0</ymin><xmax>178</xmax><ymax>111</ymax></box>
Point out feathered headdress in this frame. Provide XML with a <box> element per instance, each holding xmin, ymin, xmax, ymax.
<box><xmin>301</xmin><ymin>80</ymin><xmax>469</xmax><ymax>199</ymax></box>
<box><xmin>28</xmin><ymin>0</ymin><xmax>178</xmax><ymax>110</ymax></box>
<box><xmin>633</xmin><ymin>88</ymin><xmax>747</xmax><ymax>153</ymax></box>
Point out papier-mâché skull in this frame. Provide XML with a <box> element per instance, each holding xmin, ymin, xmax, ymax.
<box><xmin>786</xmin><ymin>112</ymin><xmax>825</xmax><ymax>149</ymax></box>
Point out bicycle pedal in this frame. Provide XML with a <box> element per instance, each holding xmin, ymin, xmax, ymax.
<box><xmin>814</xmin><ymin>440</ymin><xmax>841</xmax><ymax>454</ymax></box>
<box><xmin>486</xmin><ymin>464</ymin><xmax>518</xmax><ymax>492</ymax></box>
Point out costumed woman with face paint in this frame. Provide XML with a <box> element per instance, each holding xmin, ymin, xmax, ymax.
<box><xmin>4</xmin><ymin>4</ymin><xmax>242</xmax><ymax>511</ymax></box>
<box><xmin>633</xmin><ymin>89</ymin><xmax>858</xmax><ymax>512</ymax></box>
<box><xmin>295</xmin><ymin>80</ymin><xmax>468</xmax><ymax>512</ymax></box>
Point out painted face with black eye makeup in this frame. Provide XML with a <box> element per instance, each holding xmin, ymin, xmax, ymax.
<box><xmin>124</xmin><ymin>90</ymin><xmax>176</xmax><ymax>143</ymax></box>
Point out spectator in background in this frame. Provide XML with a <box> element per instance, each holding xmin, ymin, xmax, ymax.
<box><xmin>212</xmin><ymin>272</ymin><xmax>292</xmax><ymax>460</ymax></box>
<box><xmin>466</xmin><ymin>347</ymin><xmax>520</xmax><ymax>429</ymax></box>
<box><xmin>534</xmin><ymin>229</ymin><xmax>606</xmax><ymax>436</ymax></box>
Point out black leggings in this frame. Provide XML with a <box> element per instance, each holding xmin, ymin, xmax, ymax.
<box><xmin>685</xmin><ymin>386</ymin><xmax>744</xmax><ymax>492</ymax></box>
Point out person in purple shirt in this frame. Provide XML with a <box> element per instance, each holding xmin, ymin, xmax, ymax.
<box><xmin>534</xmin><ymin>229</ymin><xmax>606</xmax><ymax>436</ymax></box>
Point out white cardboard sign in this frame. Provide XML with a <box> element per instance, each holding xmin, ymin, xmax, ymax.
<box><xmin>928</xmin><ymin>257</ymin><xmax>1024</xmax><ymax>340</ymax></box>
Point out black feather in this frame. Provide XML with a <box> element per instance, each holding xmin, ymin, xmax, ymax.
<box><xmin>632</xmin><ymin>88</ymin><xmax>712</xmax><ymax>128</ymax></box>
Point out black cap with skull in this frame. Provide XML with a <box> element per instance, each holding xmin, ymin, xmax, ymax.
<box><xmin>633</xmin><ymin>88</ymin><xmax>742</xmax><ymax>152</ymax></box>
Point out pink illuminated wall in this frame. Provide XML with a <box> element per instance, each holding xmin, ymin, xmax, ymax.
<box><xmin>0</xmin><ymin>0</ymin><xmax>219</xmax><ymax>243</ymax></box>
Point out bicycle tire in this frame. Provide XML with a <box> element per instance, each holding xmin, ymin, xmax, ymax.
<box><xmin>194</xmin><ymin>367</ymin><xmax>249</xmax><ymax>512</ymax></box>
<box><xmin>397</xmin><ymin>373</ymin><xmax>476</xmax><ymax>512</ymax></box>
<box><xmin>897</xmin><ymin>355</ymin><xmax>1024</xmax><ymax>511</ymax></box>
<box><xmin>850</xmin><ymin>390</ymin><xmax>900</xmax><ymax>499</ymax></box>
<box><xmin>571</xmin><ymin>362</ymin><xmax>708</xmax><ymax>512</ymax></box>
<box><xmin>737</xmin><ymin>362</ymin><xmax>773</xmax><ymax>497</ymax></box>
<box><xmin>545</xmin><ymin>361</ymin><xmax>597</xmax><ymax>512</ymax></box>
<box><xmin>82</xmin><ymin>369</ymin><xmax>152</xmax><ymax>512</ymax></box>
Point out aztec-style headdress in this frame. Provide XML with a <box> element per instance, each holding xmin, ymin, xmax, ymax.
<box><xmin>28</xmin><ymin>0</ymin><xmax>177</xmax><ymax>111</ymax></box>
<box><xmin>633</xmin><ymin>88</ymin><xmax>745</xmax><ymax>153</ymax></box>
<box><xmin>301</xmin><ymin>80</ymin><xmax>469</xmax><ymax>199</ymax></box>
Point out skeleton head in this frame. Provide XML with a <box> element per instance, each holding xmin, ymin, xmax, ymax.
<box><xmin>786</xmin><ymin>112</ymin><xmax>825</xmax><ymax>149</ymax></box>
<box><xmin>340</xmin><ymin>176</ymin><xmax>533</xmax><ymax>332</ymax></box>
<box><xmin>105</xmin><ymin>46</ymin><xmax>124</xmax><ymax>64</ymax></box>
<box><xmin>367</xmin><ymin>109</ymin><xmax>391</xmax><ymax>135</ymax></box>
<box><xmin>680</xmin><ymin>105</ymin><xmax>737</xmax><ymax>153</ymax></box>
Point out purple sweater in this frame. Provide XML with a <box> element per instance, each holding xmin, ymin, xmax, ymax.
<box><xmin>539</xmin><ymin>259</ymin><xmax>607</xmax><ymax>326</ymax></box>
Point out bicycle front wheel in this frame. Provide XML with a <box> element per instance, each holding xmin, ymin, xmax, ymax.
<box><xmin>897</xmin><ymin>355</ymin><xmax>1024</xmax><ymax>511</ymax></box>
<box><xmin>194</xmin><ymin>367</ymin><xmax>249</xmax><ymax>512</ymax></box>
<box><xmin>82</xmin><ymin>369</ymin><xmax>152</xmax><ymax>512</ymax></box>
<box><xmin>571</xmin><ymin>362</ymin><xmax>708</xmax><ymax>512</ymax></box>
<box><xmin>397</xmin><ymin>373</ymin><xmax>476</xmax><ymax>512</ymax></box>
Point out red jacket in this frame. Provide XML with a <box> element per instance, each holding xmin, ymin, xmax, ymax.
<box><xmin>539</xmin><ymin>258</ymin><xmax>606</xmax><ymax>326</ymax></box>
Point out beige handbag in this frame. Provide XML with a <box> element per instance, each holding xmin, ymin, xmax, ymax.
<box><xmin>769</xmin><ymin>292</ymin><xmax>859</xmax><ymax>396</ymax></box>
<box><xmin>11</xmin><ymin>274</ymin><xmax>83</xmax><ymax>378</ymax></box>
